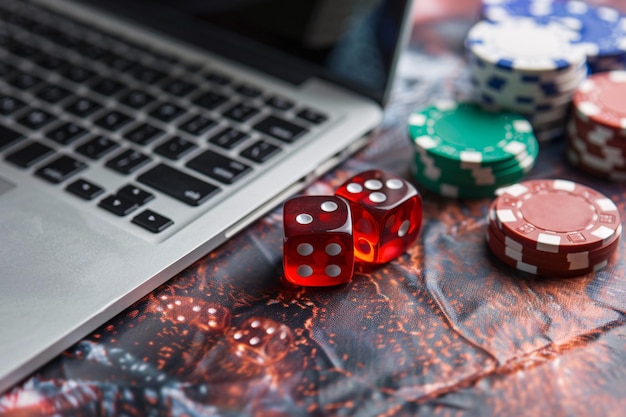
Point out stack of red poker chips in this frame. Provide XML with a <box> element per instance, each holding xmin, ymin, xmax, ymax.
<box><xmin>566</xmin><ymin>70</ymin><xmax>626</xmax><ymax>182</ymax></box>
<box><xmin>486</xmin><ymin>179</ymin><xmax>622</xmax><ymax>277</ymax></box>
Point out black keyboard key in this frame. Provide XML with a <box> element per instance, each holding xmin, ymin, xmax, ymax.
<box><xmin>0</xmin><ymin>63</ymin><xmax>16</xmax><ymax>78</ymax></box>
<box><xmin>66</xmin><ymin>178</ymin><xmax>105</xmax><ymax>200</ymax></box>
<box><xmin>184</xmin><ymin>62</ymin><xmax>203</xmax><ymax>72</ymax></box>
<box><xmin>204</xmin><ymin>71</ymin><xmax>231</xmax><ymax>86</ymax></box>
<box><xmin>240</xmin><ymin>140</ymin><xmax>281</xmax><ymax>164</ymax></box>
<box><xmin>153</xmin><ymin>52</ymin><xmax>179</xmax><ymax>65</ymax></box>
<box><xmin>101</xmin><ymin>53</ymin><xmax>136</xmax><ymax>72</ymax></box>
<box><xmin>132</xmin><ymin>210</ymin><xmax>173</xmax><ymax>233</ymax></box>
<box><xmin>153</xmin><ymin>136</ymin><xmax>197</xmax><ymax>160</ymax></box>
<box><xmin>77</xmin><ymin>43</ymin><xmax>108</xmax><ymax>60</ymax></box>
<box><xmin>6</xmin><ymin>41</ymin><xmax>38</xmax><ymax>59</ymax></box>
<box><xmin>35</xmin><ymin>155</ymin><xmax>87</xmax><ymax>184</ymax></box>
<box><xmin>98</xmin><ymin>194</ymin><xmax>138</xmax><ymax>216</ymax></box>
<box><xmin>149</xmin><ymin>102</ymin><xmax>185</xmax><ymax>122</ymax></box>
<box><xmin>29</xmin><ymin>22</ymin><xmax>58</xmax><ymax>39</ymax></box>
<box><xmin>162</xmin><ymin>79</ymin><xmax>196</xmax><ymax>97</ymax></box>
<box><xmin>235</xmin><ymin>83</ymin><xmax>263</xmax><ymax>98</ymax></box>
<box><xmin>223</xmin><ymin>102</ymin><xmax>260</xmax><ymax>123</ymax></box>
<box><xmin>46</xmin><ymin>122</ymin><xmax>88</xmax><ymax>145</ymax></box>
<box><xmin>90</xmin><ymin>77</ymin><xmax>126</xmax><ymax>96</ymax></box>
<box><xmin>266</xmin><ymin>96</ymin><xmax>294</xmax><ymax>111</ymax></box>
<box><xmin>32</xmin><ymin>53</ymin><xmax>69</xmax><ymax>71</ymax></box>
<box><xmin>132</xmin><ymin>65</ymin><xmax>166</xmax><ymax>84</ymax></box>
<box><xmin>117</xmin><ymin>184</ymin><xmax>154</xmax><ymax>205</ymax></box>
<box><xmin>137</xmin><ymin>163</ymin><xmax>220</xmax><ymax>206</ymax></box>
<box><xmin>62</xmin><ymin>65</ymin><xmax>96</xmax><ymax>83</ymax></box>
<box><xmin>0</xmin><ymin>125</ymin><xmax>24</xmax><ymax>151</ymax></box>
<box><xmin>179</xmin><ymin>115</ymin><xmax>215</xmax><ymax>136</ymax></box>
<box><xmin>187</xmin><ymin>150</ymin><xmax>251</xmax><ymax>185</ymax></box>
<box><xmin>36</xmin><ymin>84</ymin><xmax>71</xmax><ymax>104</ymax></box>
<box><xmin>6</xmin><ymin>142</ymin><xmax>54</xmax><ymax>168</ymax></box>
<box><xmin>120</xmin><ymin>89</ymin><xmax>155</xmax><ymax>109</ymax></box>
<box><xmin>52</xmin><ymin>32</ymin><xmax>82</xmax><ymax>49</ymax></box>
<box><xmin>94</xmin><ymin>110</ymin><xmax>132</xmax><ymax>131</ymax></box>
<box><xmin>0</xmin><ymin>95</ymin><xmax>25</xmax><ymax>115</ymax></box>
<box><xmin>208</xmin><ymin>127</ymin><xmax>248</xmax><ymax>150</ymax></box>
<box><xmin>193</xmin><ymin>91</ymin><xmax>228</xmax><ymax>110</ymax></box>
<box><xmin>5</xmin><ymin>13</ymin><xmax>36</xmax><ymax>29</ymax></box>
<box><xmin>76</xmin><ymin>136</ymin><xmax>119</xmax><ymax>160</ymax></box>
<box><xmin>17</xmin><ymin>108</ymin><xmax>55</xmax><ymax>130</ymax></box>
<box><xmin>106</xmin><ymin>149</ymin><xmax>151</xmax><ymax>175</ymax></box>
<box><xmin>253</xmin><ymin>115</ymin><xmax>307</xmax><ymax>143</ymax></box>
<box><xmin>65</xmin><ymin>97</ymin><xmax>102</xmax><ymax>117</ymax></box>
<box><xmin>8</xmin><ymin>72</ymin><xmax>42</xmax><ymax>90</ymax></box>
<box><xmin>296</xmin><ymin>108</ymin><xmax>328</xmax><ymax>124</ymax></box>
<box><xmin>124</xmin><ymin>123</ymin><xmax>164</xmax><ymax>145</ymax></box>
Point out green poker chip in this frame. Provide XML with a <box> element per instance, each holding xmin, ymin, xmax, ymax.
<box><xmin>407</xmin><ymin>101</ymin><xmax>540</xmax><ymax>198</ymax></box>
<box><xmin>410</xmin><ymin>163</ymin><xmax>522</xmax><ymax>199</ymax></box>
<box><xmin>412</xmin><ymin>157</ymin><xmax>528</xmax><ymax>189</ymax></box>
<box><xmin>412</xmin><ymin>136</ymin><xmax>538</xmax><ymax>185</ymax></box>
<box><xmin>408</xmin><ymin>101</ymin><xmax>538</xmax><ymax>167</ymax></box>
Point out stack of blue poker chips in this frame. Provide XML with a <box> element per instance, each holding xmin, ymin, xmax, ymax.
<box><xmin>482</xmin><ymin>0</ymin><xmax>569</xmax><ymax>22</ymax></box>
<box><xmin>481</xmin><ymin>0</ymin><xmax>626</xmax><ymax>73</ymax></box>
<box><xmin>465</xmin><ymin>16</ymin><xmax>588</xmax><ymax>142</ymax></box>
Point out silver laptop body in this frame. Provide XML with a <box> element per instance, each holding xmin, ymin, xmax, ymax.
<box><xmin>0</xmin><ymin>0</ymin><xmax>412</xmax><ymax>393</ymax></box>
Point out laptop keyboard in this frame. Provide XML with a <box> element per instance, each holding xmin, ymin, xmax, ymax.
<box><xmin>0</xmin><ymin>0</ymin><xmax>328</xmax><ymax>235</ymax></box>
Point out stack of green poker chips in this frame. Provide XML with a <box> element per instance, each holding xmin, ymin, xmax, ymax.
<box><xmin>408</xmin><ymin>101</ymin><xmax>539</xmax><ymax>198</ymax></box>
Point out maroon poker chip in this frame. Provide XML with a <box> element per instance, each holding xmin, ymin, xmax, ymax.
<box><xmin>492</xmin><ymin>179</ymin><xmax>621</xmax><ymax>254</ymax></box>
<box><xmin>486</xmin><ymin>219</ymin><xmax>620</xmax><ymax>271</ymax></box>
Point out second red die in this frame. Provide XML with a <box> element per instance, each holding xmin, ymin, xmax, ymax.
<box><xmin>335</xmin><ymin>169</ymin><xmax>423</xmax><ymax>264</ymax></box>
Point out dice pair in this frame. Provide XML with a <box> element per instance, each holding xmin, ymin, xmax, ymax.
<box><xmin>283</xmin><ymin>169</ymin><xmax>423</xmax><ymax>287</ymax></box>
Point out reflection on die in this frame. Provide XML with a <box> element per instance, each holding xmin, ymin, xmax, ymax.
<box><xmin>229</xmin><ymin>317</ymin><xmax>294</xmax><ymax>365</ymax></box>
<box><xmin>335</xmin><ymin>169</ymin><xmax>423</xmax><ymax>264</ymax></box>
<box><xmin>282</xmin><ymin>195</ymin><xmax>355</xmax><ymax>286</ymax></box>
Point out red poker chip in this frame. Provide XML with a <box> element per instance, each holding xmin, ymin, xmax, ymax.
<box><xmin>566</xmin><ymin>146</ymin><xmax>626</xmax><ymax>182</ymax></box>
<box><xmin>569</xmin><ymin>112</ymin><xmax>626</xmax><ymax>152</ymax></box>
<box><xmin>566</xmin><ymin>135</ymin><xmax>626</xmax><ymax>168</ymax></box>
<box><xmin>487</xmin><ymin>221</ymin><xmax>620</xmax><ymax>271</ymax></box>
<box><xmin>487</xmin><ymin>206</ymin><xmax>622</xmax><ymax>264</ymax></box>
<box><xmin>485</xmin><ymin>229</ymin><xmax>612</xmax><ymax>278</ymax></box>
<box><xmin>571</xmin><ymin>108</ymin><xmax>626</xmax><ymax>142</ymax></box>
<box><xmin>572</xmin><ymin>71</ymin><xmax>626</xmax><ymax>131</ymax></box>
<box><xmin>570</xmin><ymin>110</ymin><xmax>626</xmax><ymax>139</ymax></box>
<box><xmin>487</xmin><ymin>205</ymin><xmax>622</xmax><ymax>260</ymax></box>
<box><xmin>492</xmin><ymin>179</ymin><xmax>621</xmax><ymax>253</ymax></box>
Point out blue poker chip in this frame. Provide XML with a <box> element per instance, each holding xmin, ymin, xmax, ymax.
<box><xmin>482</xmin><ymin>0</ymin><xmax>626</xmax><ymax>66</ymax></box>
<box><xmin>482</xmin><ymin>0</ymin><xmax>568</xmax><ymax>22</ymax></box>
<box><xmin>465</xmin><ymin>18</ymin><xmax>586</xmax><ymax>72</ymax></box>
<box><xmin>558</xmin><ymin>2</ymin><xmax>626</xmax><ymax>58</ymax></box>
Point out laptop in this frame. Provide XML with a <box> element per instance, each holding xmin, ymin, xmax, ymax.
<box><xmin>0</xmin><ymin>0</ymin><xmax>413</xmax><ymax>393</ymax></box>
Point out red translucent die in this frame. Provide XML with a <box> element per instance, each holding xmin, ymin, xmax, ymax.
<box><xmin>335</xmin><ymin>169</ymin><xmax>422</xmax><ymax>264</ymax></box>
<box><xmin>283</xmin><ymin>195</ymin><xmax>354</xmax><ymax>286</ymax></box>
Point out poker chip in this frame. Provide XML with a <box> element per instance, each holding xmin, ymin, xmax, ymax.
<box><xmin>572</xmin><ymin>70</ymin><xmax>626</xmax><ymax>130</ymax></box>
<box><xmin>485</xmin><ymin>179</ymin><xmax>621</xmax><ymax>277</ymax></box>
<box><xmin>566</xmin><ymin>71</ymin><xmax>626</xmax><ymax>181</ymax></box>
<box><xmin>487</xmin><ymin>205</ymin><xmax>622</xmax><ymax>262</ymax></box>
<box><xmin>481</xmin><ymin>0</ymin><xmax>626</xmax><ymax>73</ymax></box>
<box><xmin>492</xmin><ymin>179</ymin><xmax>621</xmax><ymax>253</ymax></box>
<box><xmin>466</xmin><ymin>16</ymin><xmax>587</xmax><ymax>141</ymax></box>
<box><xmin>466</xmin><ymin>17</ymin><xmax>584</xmax><ymax>71</ymax></box>
<box><xmin>407</xmin><ymin>101</ymin><xmax>538</xmax><ymax>198</ymax></box>
<box><xmin>486</xmin><ymin>228</ymin><xmax>613</xmax><ymax>277</ymax></box>
<box><xmin>482</xmin><ymin>0</ymin><xmax>568</xmax><ymax>22</ymax></box>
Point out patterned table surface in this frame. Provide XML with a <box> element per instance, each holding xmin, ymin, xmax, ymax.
<box><xmin>2</xmin><ymin>2</ymin><xmax>626</xmax><ymax>416</ymax></box>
